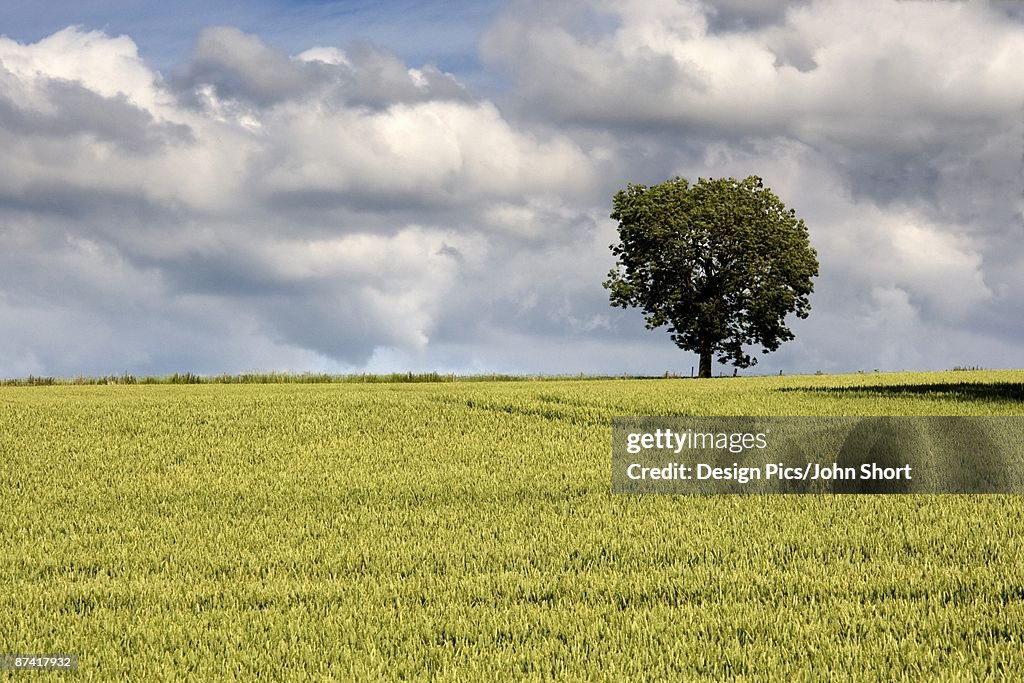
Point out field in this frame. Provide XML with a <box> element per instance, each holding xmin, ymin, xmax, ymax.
<box><xmin>2</xmin><ymin>370</ymin><xmax>1023</xmax><ymax>680</ymax></box>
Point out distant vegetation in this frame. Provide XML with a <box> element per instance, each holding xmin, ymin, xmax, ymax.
<box><xmin>2</xmin><ymin>368</ymin><xmax>1016</xmax><ymax>387</ymax></box>
<box><xmin>0</xmin><ymin>371</ymin><xmax>633</xmax><ymax>387</ymax></box>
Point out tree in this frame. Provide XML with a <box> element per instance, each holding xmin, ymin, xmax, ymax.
<box><xmin>604</xmin><ymin>176</ymin><xmax>818</xmax><ymax>378</ymax></box>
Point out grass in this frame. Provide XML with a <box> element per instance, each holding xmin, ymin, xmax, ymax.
<box><xmin>1</xmin><ymin>370</ymin><xmax>1022</xmax><ymax>680</ymax></box>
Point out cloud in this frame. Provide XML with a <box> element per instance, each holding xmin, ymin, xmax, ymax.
<box><xmin>0</xmin><ymin>73</ymin><xmax>192</xmax><ymax>153</ymax></box>
<box><xmin>0</xmin><ymin>4</ymin><xmax>1022</xmax><ymax>377</ymax></box>
<box><xmin>296</xmin><ymin>42</ymin><xmax>471</xmax><ymax>107</ymax></box>
<box><xmin>483</xmin><ymin>0</ymin><xmax>1024</xmax><ymax>133</ymax></box>
<box><xmin>171</xmin><ymin>26</ymin><xmax>472</xmax><ymax>111</ymax></box>
<box><xmin>480</xmin><ymin>0</ymin><xmax>1023</xmax><ymax>371</ymax></box>
<box><xmin>0</xmin><ymin>27</ymin><xmax>158</xmax><ymax>104</ymax></box>
<box><xmin>172</xmin><ymin>26</ymin><xmax>317</xmax><ymax>107</ymax></box>
<box><xmin>255</xmin><ymin>99</ymin><xmax>593</xmax><ymax>216</ymax></box>
<box><xmin>0</xmin><ymin>25</ymin><xmax>601</xmax><ymax>375</ymax></box>
<box><xmin>702</xmin><ymin>0</ymin><xmax>812</xmax><ymax>34</ymax></box>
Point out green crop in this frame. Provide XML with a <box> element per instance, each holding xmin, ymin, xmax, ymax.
<box><xmin>1</xmin><ymin>370</ymin><xmax>1022</xmax><ymax>680</ymax></box>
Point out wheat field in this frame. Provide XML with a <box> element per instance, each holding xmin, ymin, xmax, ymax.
<box><xmin>1</xmin><ymin>370</ymin><xmax>1022</xmax><ymax>680</ymax></box>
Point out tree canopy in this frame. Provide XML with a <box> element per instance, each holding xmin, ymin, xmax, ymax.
<box><xmin>604</xmin><ymin>175</ymin><xmax>819</xmax><ymax>378</ymax></box>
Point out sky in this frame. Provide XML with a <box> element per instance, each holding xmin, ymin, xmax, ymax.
<box><xmin>0</xmin><ymin>0</ymin><xmax>1022</xmax><ymax>377</ymax></box>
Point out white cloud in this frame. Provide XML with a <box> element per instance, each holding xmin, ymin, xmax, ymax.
<box><xmin>823</xmin><ymin>206</ymin><xmax>992</xmax><ymax>320</ymax></box>
<box><xmin>0</xmin><ymin>6</ymin><xmax>1021</xmax><ymax>377</ymax></box>
<box><xmin>258</xmin><ymin>99</ymin><xmax>592</xmax><ymax>207</ymax></box>
<box><xmin>483</xmin><ymin>0</ymin><xmax>1024</xmax><ymax>136</ymax></box>
<box><xmin>0</xmin><ymin>26</ymin><xmax>161</xmax><ymax>109</ymax></box>
<box><xmin>0</xmin><ymin>26</ymin><xmax>601</xmax><ymax>374</ymax></box>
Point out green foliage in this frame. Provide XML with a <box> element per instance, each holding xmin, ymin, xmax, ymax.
<box><xmin>0</xmin><ymin>370</ymin><xmax>1022</xmax><ymax>680</ymax></box>
<box><xmin>605</xmin><ymin>176</ymin><xmax>819</xmax><ymax>377</ymax></box>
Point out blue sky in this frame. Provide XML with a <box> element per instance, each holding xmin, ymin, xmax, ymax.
<box><xmin>0</xmin><ymin>0</ymin><xmax>501</xmax><ymax>76</ymax></box>
<box><xmin>0</xmin><ymin>0</ymin><xmax>1022</xmax><ymax>377</ymax></box>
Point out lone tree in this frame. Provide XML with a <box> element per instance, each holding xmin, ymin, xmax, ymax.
<box><xmin>604</xmin><ymin>176</ymin><xmax>818</xmax><ymax>378</ymax></box>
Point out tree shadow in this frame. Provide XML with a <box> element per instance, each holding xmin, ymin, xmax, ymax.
<box><xmin>830</xmin><ymin>416</ymin><xmax>1008</xmax><ymax>493</ymax></box>
<box><xmin>781</xmin><ymin>382</ymin><xmax>1024</xmax><ymax>403</ymax></box>
<box><xmin>765</xmin><ymin>414</ymin><xmax>1013</xmax><ymax>493</ymax></box>
<box><xmin>777</xmin><ymin>382</ymin><xmax>1021</xmax><ymax>492</ymax></box>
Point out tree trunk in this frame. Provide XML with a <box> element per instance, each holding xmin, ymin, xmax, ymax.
<box><xmin>698</xmin><ymin>350</ymin><xmax>712</xmax><ymax>378</ymax></box>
